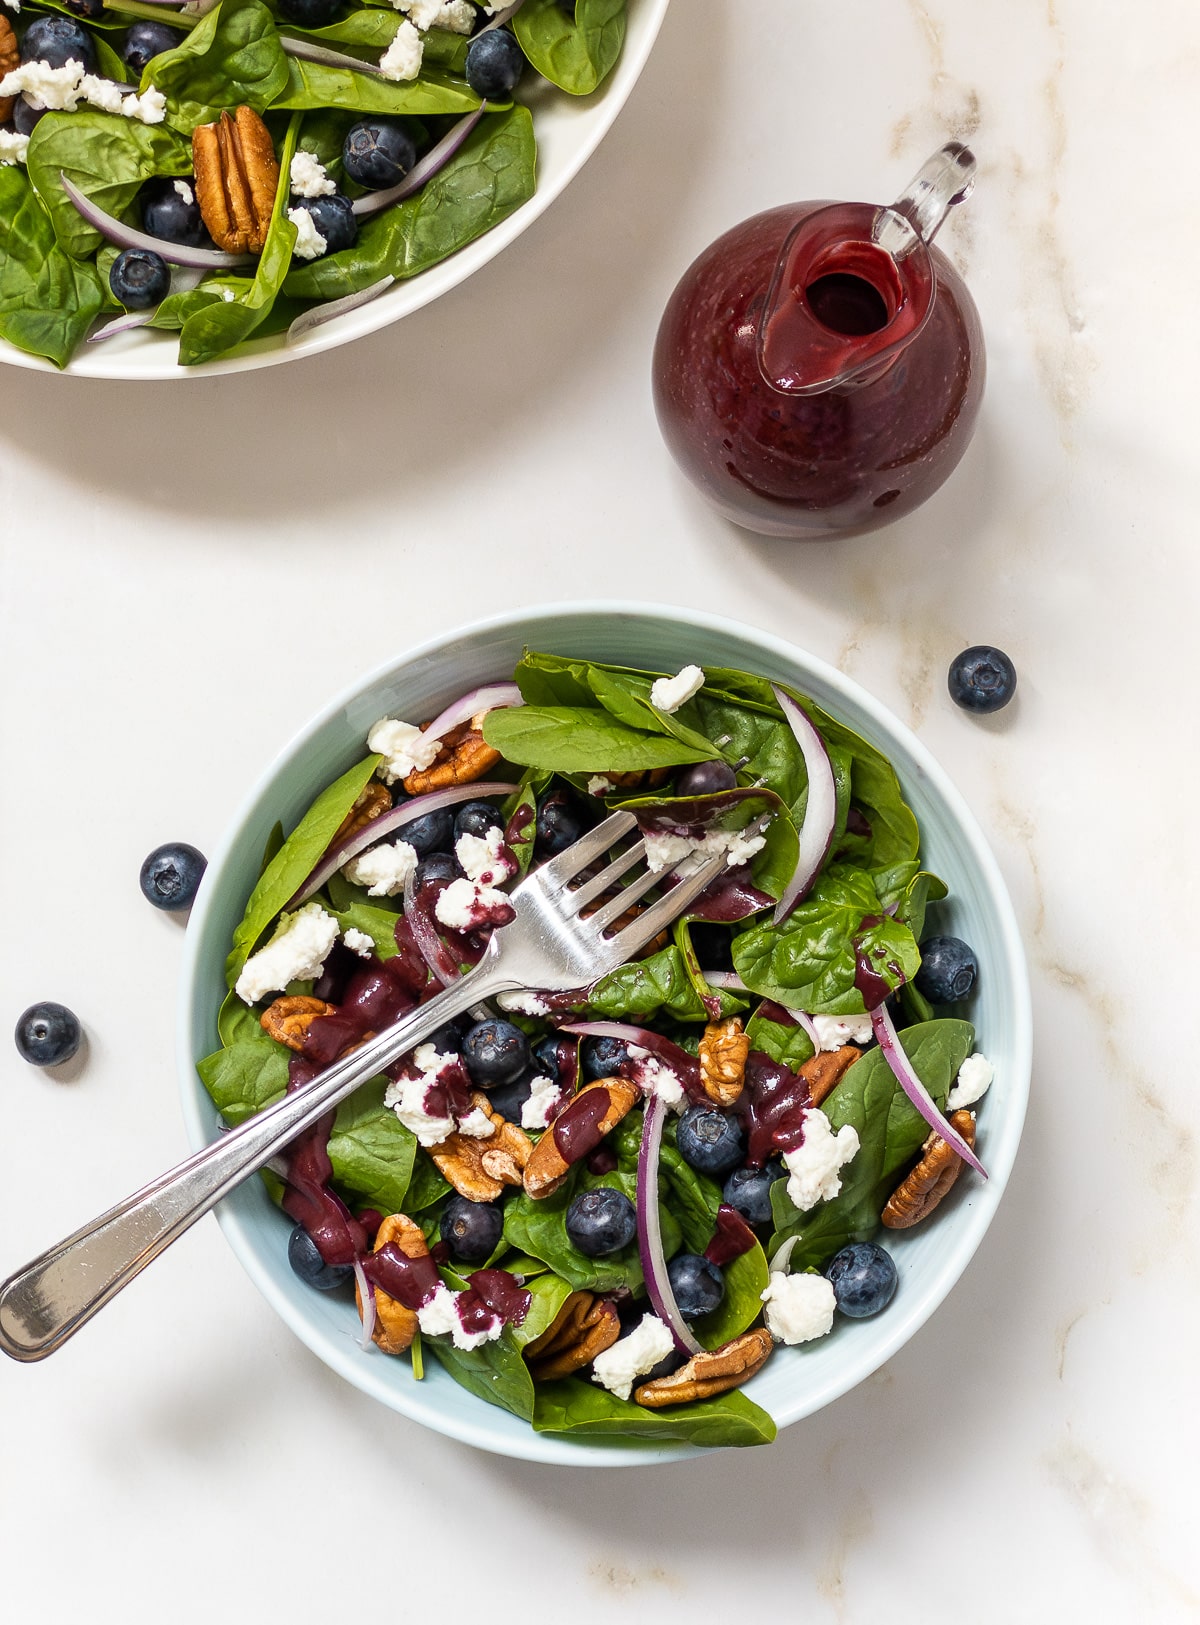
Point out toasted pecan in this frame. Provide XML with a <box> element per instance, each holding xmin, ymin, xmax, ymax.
<box><xmin>634</xmin><ymin>1329</ymin><xmax>773</xmax><ymax>1408</ymax></box>
<box><xmin>331</xmin><ymin>782</ymin><xmax>392</xmax><ymax>846</ymax></box>
<box><xmin>429</xmin><ymin>1095</ymin><xmax>532</xmax><ymax>1203</ymax></box>
<box><xmin>403</xmin><ymin>714</ymin><xmax>501</xmax><ymax>795</ymax></box>
<box><xmin>0</xmin><ymin>17</ymin><xmax>18</xmax><ymax>125</ymax></box>
<box><xmin>881</xmin><ymin>1110</ymin><xmax>977</xmax><ymax>1229</ymax></box>
<box><xmin>192</xmin><ymin>106</ymin><xmax>279</xmax><ymax>255</ymax></box>
<box><xmin>799</xmin><ymin>1044</ymin><xmax>862</xmax><ymax>1108</ymax></box>
<box><xmin>524</xmin><ymin>1292</ymin><xmax>620</xmax><ymax>1382</ymax></box>
<box><xmin>522</xmin><ymin>1078</ymin><xmax>641</xmax><ymax>1199</ymax></box>
<box><xmin>354</xmin><ymin>1213</ymin><xmax>426</xmax><ymax>1355</ymax></box>
<box><xmin>604</xmin><ymin>769</ymin><xmax>672</xmax><ymax>791</ymax></box>
<box><xmin>700</xmin><ymin>1017</ymin><xmax>749</xmax><ymax>1106</ymax></box>
<box><xmin>260</xmin><ymin>995</ymin><xmax>335</xmax><ymax>1052</ymax></box>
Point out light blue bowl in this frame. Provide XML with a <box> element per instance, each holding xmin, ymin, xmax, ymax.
<box><xmin>178</xmin><ymin>604</ymin><xmax>1031</xmax><ymax>1466</ymax></box>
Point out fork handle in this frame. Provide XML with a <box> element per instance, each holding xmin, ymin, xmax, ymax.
<box><xmin>0</xmin><ymin>956</ymin><xmax>514</xmax><ymax>1363</ymax></box>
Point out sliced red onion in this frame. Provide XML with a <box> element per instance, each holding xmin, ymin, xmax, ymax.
<box><xmin>560</xmin><ymin>1022</ymin><xmax>698</xmax><ymax>1080</ymax></box>
<box><xmin>89</xmin><ymin>266</ymin><xmax>205</xmax><ymax>344</ymax></box>
<box><xmin>59</xmin><ymin>173</ymin><xmax>254</xmax><ymax>269</ymax></box>
<box><xmin>870</xmin><ymin>1003</ymin><xmax>987</xmax><ymax>1177</ymax></box>
<box><xmin>288</xmin><ymin>275</ymin><xmax>394</xmax><ymax>342</ymax></box>
<box><xmin>286</xmin><ymin>780</ymin><xmax>518</xmax><ymax>909</ymax></box>
<box><xmin>784</xmin><ymin>1006</ymin><xmax>821</xmax><ymax>1050</ymax></box>
<box><xmin>354</xmin><ymin>1260</ymin><xmax>377</xmax><ymax>1351</ymax></box>
<box><xmin>770</xmin><ymin>684</ymin><xmax>838</xmax><ymax>925</ymax></box>
<box><xmin>351</xmin><ymin>105</ymin><xmax>487</xmax><ymax>218</ymax></box>
<box><xmin>401</xmin><ymin>868</ymin><xmax>460</xmax><ymax>987</ymax></box>
<box><xmin>768</xmin><ymin>1235</ymin><xmax>799</xmax><ymax>1274</ymax></box>
<box><xmin>636</xmin><ymin>1092</ymin><xmax>702</xmax><ymax>1357</ymax></box>
<box><xmin>701</xmin><ymin>971</ymin><xmax>748</xmax><ymax>992</ymax></box>
<box><xmin>280</xmin><ymin>35</ymin><xmax>388</xmax><ymax>77</ymax></box>
<box><xmin>421</xmin><ymin>681</ymin><xmax>523</xmax><ymax>746</ymax></box>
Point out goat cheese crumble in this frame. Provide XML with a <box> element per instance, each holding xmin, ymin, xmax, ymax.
<box><xmin>457</xmin><ymin>1106</ymin><xmax>495</xmax><ymax>1139</ymax></box>
<box><xmin>811</xmin><ymin>1013</ymin><xmax>875</xmax><ymax>1051</ymax></box>
<box><xmin>342</xmin><ymin>927</ymin><xmax>375</xmax><ymax>957</ymax></box>
<box><xmin>234</xmin><ymin>903</ymin><xmax>340</xmax><ymax>1005</ymax></box>
<box><xmin>384</xmin><ymin>1051</ymin><xmax>457</xmax><ymax>1146</ymax></box>
<box><xmin>591</xmin><ymin>1313</ymin><xmax>676</xmax><ymax>1401</ymax></box>
<box><xmin>342</xmin><ymin>837</ymin><xmax>418</xmax><ymax>897</ymax></box>
<box><xmin>174</xmin><ymin>179</ymin><xmax>195</xmax><ymax>204</ymax></box>
<box><xmin>288</xmin><ymin>206</ymin><xmax>327</xmax><ymax>261</ymax></box>
<box><xmin>643</xmin><ymin>826</ymin><xmax>767</xmax><ymax>874</ymax></box>
<box><xmin>368</xmin><ymin>716</ymin><xmax>442</xmax><ymax>785</ymax></box>
<box><xmin>587</xmin><ymin>776</ymin><xmax>614</xmax><ymax>797</ymax></box>
<box><xmin>378</xmin><ymin>18</ymin><xmax>423</xmax><ymax>81</ymax></box>
<box><xmin>0</xmin><ymin>130</ymin><xmax>29</xmax><ymax>166</ymax></box>
<box><xmin>289</xmin><ymin>150</ymin><xmax>335</xmax><ymax>198</ymax></box>
<box><xmin>628</xmin><ymin>1047</ymin><xmax>686</xmax><ymax>1109</ymax></box>
<box><xmin>0</xmin><ymin>62</ymin><xmax>161</xmax><ymax>121</ymax></box>
<box><xmin>456</xmin><ymin>825</ymin><xmax>514</xmax><ymax>886</ymax></box>
<box><xmin>497</xmin><ymin>990</ymin><xmax>551</xmax><ymax>1018</ymax></box>
<box><xmin>760</xmin><ymin>1272</ymin><xmax>836</xmax><ymax>1344</ymax></box>
<box><xmin>417</xmin><ymin>1283</ymin><xmax>503</xmax><ymax>1350</ymax></box>
<box><xmin>521</xmin><ymin>1071</ymin><xmax>564</xmax><ymax>1131</ymax></box>
<box><xmin>650</xmin><ymin>664</ymin><xmax>705</xmax><ymax>713</ymax></box>
<box><xmin>946</xmin><ymin>1051</ymin><xmax>993</xmax><ymax>1111</ymax></box>
<box><xmin>782</xmin><ymin>1108</ymin><xmax>860</xmax><ymax>1211</ymax></box>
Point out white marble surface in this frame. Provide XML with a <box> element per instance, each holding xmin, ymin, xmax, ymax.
<box><xmin>2</xmin><ymin>0</ymin><xmax>1197</xmax><ymax>1616</ymax></box>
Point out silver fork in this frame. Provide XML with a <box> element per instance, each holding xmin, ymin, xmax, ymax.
<box><xmin>0</xmin><ymin>810</ymin><xmax>738</xmax><ymax>1362</ymax></box>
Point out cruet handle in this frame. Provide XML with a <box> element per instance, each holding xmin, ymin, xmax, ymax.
<box><xmin>874</xmin><ymin>143</ymin><xmax>976</xmax><ymax>257</ymax></box>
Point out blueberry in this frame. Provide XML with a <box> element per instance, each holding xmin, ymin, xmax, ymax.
<box><xmin>462</xmin><ymin>1018</ymin><xmax>530</xmax><ymax>1087</ymax></box>
<box><xmin>439</xmin><ymin>1196</ymin><xmax>503</xmax><ymax>1262</ymax></box>
<box><xmin>485</xmin><ymin>1071</ymin><xmax>534</xmax><ymax>1124</ymax></box>
<box><xmin>580</xmin><ymin>1034</ymin><xmax>629</xmax><ymax>1082</ymax></box>
<box><xmin>139</xmin><ymin>175</ymin><xmax>207</xmax><ymax>249</ymax></box>
<box><xmin>302</xmin><ymin>192</ymin><xmax>357</xmax><ymax>255</ymax></box>
<box><xmin>413</xmin><ymin>852</ymin><xmax>463</xmax><ymax>890</ymax></box>
<box><xmin>667</xmin><ymin>1252</ymin><xmax>724</xmax><ymax>1319</ymax></box>
<box><xmin>689</xmin><ymin>922</ymin><xmax>733</xmax><ymax>971</ymax></box>
<box><xmin>424</xmin><ymin>1017</ymin><xmax>465</xmax><ymax>1055</ymax></box>
<box><xmin>277</xmin><ymin>0</ymin><xmax>342</xmax><ymax>23</ymax></box>
<box><xmin>465</xmin><ymin>27</ymin><xmax>525</xmax><ymax>98</ymax></box>
<box><xmin>399</xmin><ymin>805</ymin><xmax>454</xmax><ymax>858</ymax></box>
<box><xmin>454</xmin><ymin>800</ymin><xmax>504</xmax><ymax>841</ymax></box>
<box><xmin>14</xmin><ymin>1002</ymin><xmax>83</xmax><ymax>1068</ymax></box>
<box><xmin>565</xmin><ymin>1187</ymin><xmax>637</xmax><ymax>1256</ymax></box>
<box><xmin>947</xmin><ymin>645</ymin><xmax>1016</xmax><ymax>714</ymax></box>
<box><xmin>914</xmin><ymin>935</ymin><xmax>978</xmax><ymax>1004</ymax></box>
<box><xmin>122</xmin><ymin>19</ymin><xmax>178</xmax><ymax>73</ymax></box>
<box><xmin>674</xmin><ymin>761</ymin><xmax>737</xmax><ymax>797</ymax></box>
<box><xmin>535</xmin><ymin>787</ymin><xmax>587</xmax><ymax>857</ymax></box>
<box><xmin>111</xmin><ymin>247</ymin><xmax>170</xmax><ymax>309</ymax></box>
<box><xmin>13</xmin><ymin>100</ymin><xmax>46</xmax><ymax>137</ymax></box>
<box><xmin>676</xmin><ymin>1105</ymin><xmax>746</xmax><ymax>1176</ymax></box>
<box><xmin>643</xmin><ymin>1347</ymin><xmax>686</xmax><ymax>1382</ymax></box>
<box><xmin>138</xmin><ymin>841</ymin><xmax>207</xmax><ymax>910</ymax></box>
<box><xmin>287</xmin><ymin>1224</ymin><xmax>353</xmax><ymax>1291</ymax></box>
<box><xmin>21</xmin><ymin>16</ymin><xmax>97</xmax><ymax>72</ymax></box>
<box><xmin>342</xmin><ymin>119</ymin><xmax>416</xmax><ymax>190</ymax></box>
<box><xmin>532</xmin><ymin>1035</ymin><xmax>563</xmax><ymax>1080</ymax></box>
<box><xmin>65</xmin><ymin>0</ymin><xmax>105</xmax><ymax>20</ymax></box>
<box><xmin>721</xmin><ymin>1163</ymin><xmax>783</xmax><ymax>1228</ymax></box>
<box><xmin>826</xmin><ymin>1241</ymin><xmax>897</xmax><ymax>1318</ymax></box>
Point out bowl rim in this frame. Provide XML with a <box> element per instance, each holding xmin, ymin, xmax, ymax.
<box><xmin>0</xmin><ymin>0</ymin><xmax>671</xmax><ymax>382</ymax></box>
<box><xmin>177</xmin><ymin>600</ymin><xmax>1032</xmax><ymax>1465</ymax></box>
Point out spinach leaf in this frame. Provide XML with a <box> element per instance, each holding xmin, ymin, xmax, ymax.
<box><xmin>482</xmin><ymin>706</ymin><xmax>710</xmax><ymax>774</ymax></box>
<box><xmin>673</xmin><ymin>919</ymin><xmax>748</xmax><ymax>1020</ymax></box>
<box><xmin>532</xmin><ymin>1380</ymin><xmax>776</xmax><ymax>1447</ymax></box>
<box><xmin>326</xmin><ymin>1078</ymin><xmax>416</xmax><ymax>1212</ymax></box>
<box><xmin>693</xmin><ymin>1241</ymin><xmax>770</xmax><ymax>1350</ymax></box>
<box><xmin>512</xmin><ymin>0</ymin><xmax>626</xmax><ymax>95</ymax></box>
<box><xmin>147</xmin><ymin>0</ymin><xmax>290</xmax><ymax>131</ymax></box>
<box><xmin>732</xmin><ymin>864</ymin><xmax>921</xmax><ymax>1014</ymax></box>
<box><xmin>657</xmin><ymin>1132</ymin><xmax>721</xmax><ymax>1254</ymax></box>
<box><xmin>513</xmin><ymin>650</ymin><xmax>719</xmax><ymax>758</ymax></box>
<box><xmin>768</xmin><ymin>1019</ymin><xmax>975</xmax><ymax>1269</ymax></box>
<box><xmin>587</xmin><ymin>946</ymin><xmax>709</xmax><ymax>1023</ymax></box>
<box><xmin>0</xmin><ymin>168</ymin><xmax>108</xmax><ymax>367</ymax></box>
<box><xmin>503</xmin><ymin>1164</ymin><xmax>681</xmax><ymax>1293</ymax></box>
<box><xmin>196</xmin><ymin>1029</ymin><xmax>288</xmax><ymax>1125</ymax></box>
<box><xmin>226</xmin><ymin>752</ymin><xmax>380</xmax><ymax>987</ymax></box>
<box><xmin>428</xmin><ymin>1330</ymin><xmax>536</xmax><ymax>1421</ymax></box>
<box><xmin>872</xmin><ymin>861</ymin><xmax>947</xmax><ymax>941</ymax></box>
<box><xmin>510</xmin><ymin>1272</ymin><xmax>574</xmax><ymax>1350</ymax></box>
<box><xmin>404</xmin><ymin>1151</ymin><xmax>452</xmax><ymax>1212</ymax></box>
<box><xmin>329</xmin><ymin>900</ymin><xmax>401</xmax><ymax>960</ymax></box>
<box><xmin>25</xmin><ymin>112</ymin><xmax>194</xmax><ymax>261</ymax></box>
<box><xmin>283</xmin><ymin>104</ymin><xmax>534</xmax><ymax>299</ymax></box>
<box><xmin>272</xmin><ymin>58</ymin><xmax>478</xmax><ymax>116</ymax></box>
<box><xmin>743</xmin><ymin>1006</ymin><xmax>816</xmax><ymax>1071</ymax></box>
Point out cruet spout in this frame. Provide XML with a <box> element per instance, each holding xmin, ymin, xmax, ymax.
<box><xmin>874</xmin><ymin>142</ymin><xmax>977</xmax><ymax>258</ymax></box>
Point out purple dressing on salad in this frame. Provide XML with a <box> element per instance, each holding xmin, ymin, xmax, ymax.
<box><xmin>552</xmin><ymin>1087</ymin><xmax>613</xmax><ymax>1163</ymax></box>
<box><xmin>705</xmin><ymin>1204</ymin><xmax>758</xmax><ymax>1267</ymax></box>
<box><xmin>739</xmin><ymin>1051</ymin><xmax>812</xmax><ymax>1166</ymax></box>
<box><xmin>462</xmin><ymin>1269</ymin><xmax>531</xmax><ymax>1328</ymax></box>
<box><xmin>362</xmin><ymin>1242</ymin><xmax>441</xmax><ymax>1308</ymax></box>
<box><xmin>852</xmin><ymin>915</ymin><xmax>904</xmax><ymax>1010</ymax></box>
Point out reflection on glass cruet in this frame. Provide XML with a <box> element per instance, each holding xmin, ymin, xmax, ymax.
<box><xmin>652</xmin><ymin>144</ymin><xmax>985</xmax><ymax>539</ymax></box>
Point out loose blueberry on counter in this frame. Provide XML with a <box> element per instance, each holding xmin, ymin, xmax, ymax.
<box><xmin>13</xmin><ymin>100</ymin><xmax>47</xmax><ymax>137</ymax></box>
<box><xmin>413</xmin><ymin>851</ymin><xmax>462</xmax><ymax>889</ymax></box>
<box><xmin>825</xmin><ymin>1241</ymin><xmax>897</xmax><ymax>1318</ymax></box>
<box><xmin>914</xmin><ymin>935</ymin><xmax>978</xmax><ymax>1004</ymax></box>
<box><xmin>534</xmin><ymin>787</ymin><xmax>586</xmax><ymax>858</ymax></box>
<box><xmin>462</xmin><ymin>1018</ymin><xmax>530</xmax><ymax>1087</ymax></box>
<box><xmin>277</xmin><ymin>0</ymin><xmax>342</xmax><ymax>23</ymax></box>
<box><xmin>122</xmin><ymin>19</ymin><xmax>178</xmax><ymax>73</ymax></box>
<box><xmin>139</xmin><ymin>175</ymin><xmax>207</xmax><ymax>248</ymax></box>
<box><xmin>453</xmin><ymin>800</ymin><xmax>504</xmax><ymax>841</ymax></box>
<box><xmin>565</xmin><ymin>1188</ymin><xmax>637</xmax><ymax>1257</ymax></box>
<box><xmin>440</xmin><ymin>1196</ymin><xmax>504</xmax><ymax>1262</ymax></box>
<box><xmin>674</xmin><ymin>761</ymin><xmax>737</xmax><ymax>797</ymax></box>
<box><xmin>21</xmin><ymin>16</ymin><xmax>98</xmax><ymax>72</ymax></box>
<box><xmin>302</xmin><ymin>192</ymin><xmax>357</xmax><ymax>255</ymax></box>
<box><xmin>580</xmin><ymin>1034</ymin><xmax>629</xmax><ymax>1082</ymax></box>
<box><xmin>486</xmin><ymin>1071</ymin><xmax>534</xmax><ymax>1124</ymax></box>
<box><xmin>401</xmin><ymin>805</ymin><xmax>454</xmax><ymax>858</ymax></box>
<box><xmin>287</xmin><ymin>1224</ymin><xmax>353</xmax><ymax>1291</ymax></box>
<box><xmin>947</xmin><ymin>645</ymin><xmax>1016</xmax><ymax>713</ymax></box>
<box><xmin>343</xmin><ymin>119</ymin><xmax>416</xmax><ymax>190</ymax></box>
<box><xmin>14</xmin><ymin>1003</ymin><xmax>82</xmax><ymax>1068</ymax></box>
<box><xmin>667</xmin><ymin>1252</ymin><xmax>725</xmax><ymax>1319</ymax></box>
<box><xmin>721</xmin><ymin>1162</ymin><xmax>783</xmax><ymax>1228</ymax></box>
<box><xmin>139</xmin><ymin>841</ymin><xmax>207</xmax><ymax>911</ymax></box>
<box><xmin>465</xmin><ymin>27</ymin><xmax>525</xmax><ymax>98</ymax></box>
<box><xmin>689</xmin><ymin>921</ymin><xmax>733</xmax><ymax>972</ymax></box>
<box><xmin>677</xmin><ymin>1104</ymin><xmax>746</xmax><ymax>1176</ymax></box>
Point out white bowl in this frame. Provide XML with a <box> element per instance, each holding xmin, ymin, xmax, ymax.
<box><xmin>178</xmin><ymin>603</ymin><xmax>1032</xmax><ymax>1465</ymax></box>
<box><xmin>1</xmin><ymin>0</ymin><xmax>670</xmax><ymax>381</ymax></box>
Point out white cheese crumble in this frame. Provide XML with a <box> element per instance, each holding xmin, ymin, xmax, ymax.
<box><xmin>434</xmin><ymin>877</ymin><xmax>511</xmax><ymax>931</ymax></box>
<box><xmin>0</xmin><ymin>130</ymin><xmax>29</xmax><ymax>167</ymax></box>
<box><xmin>457</xmin><ymin>1106</ymin><xmax>495</xmax><ymax>1139</ymax></box>
<box><xmin>643</xmin><ymin>826</ymin><xmax>767</xmax><ymax>874</ymax></box>
<box><xmin>342</xmin><ymin>927</ymin><xmax>375</xmax><ymax>957</ymax></box>
<box><xmin>497</xmin><ymin>989</ymin><xmax>550</xmax><ymax>1017</ymax></box>
<box><xmin>288</xmin><ymin>205</ymin><xmax>327</xmax><ymax>261</ymax></box>
<box><xmin>591</xmin><ymin>1314</ymin><xmax>676</xmax><ymax>1402</ymax></box>
<box><xmin>1</xmin><ymin>0</ymin><xmax>19</xmax><ymax>13</ymax></box>
<box><xmin>782</xmin><ymin>1108</ymin><xmax>860</xmax><ymax>1212</ymax></box>
<box><xmin>174</xmin><ymin>179</ymin><xmax>195</xmax><ymax>205</ymax></box>
<box><xmin>629</xmin><ymin>1046</ymin><xmax>686</xmax><ymax>1110</ymax></box>
<box><xmin>384</xmin><ymin>1072</ymin><xmax>455</xmax><ymax>1146</ymax></box>
<box><xmin>235</xmin><ymin>903</ymin><xmax>340</xmax><ymax>1005</ymax></box>
<box><xmin>587</xmin><ymin>775</ymin><xmax>614</xmax><ymax>797</ymax></box>
<box><xmin>368</xmin><ymin>716</ymin><xmax>442</xmax><ymax>785</ymax></box>
<box><xmin>650</xmin><ymin>664</ymin><xmax>705</xmax><ymax>714</ymax></box>
<box><xmin>455</xmin><ymin>825</ymin><xmax>512</xmax><ymax>885</ymax></box>
<box><xmin>0</xmin><ymin>63</ymin><xmax>169</xmax><ymax>122</ymax></box>
<box><xmin>378</xmin><ymin>18</ymin><xmax>423</xmax><ymax>81</ymax></box>
<box><xmin>760</xmin><ymin>1272</ymin><xmax>836</xmax><ymax>1344</ymax></box>
<box><xmin>393</xmin><ymin>0</ymin><xmax>470</xmax><ymax>27</ymax></box>
<box><xmin>289</xmin><ymin>150</ymin><xmax>335</xmax><ymax>199</ymax></box>
<box><xmin>946</xmin><ymin>1052</ymin><xmax>993</xmax><ymax>1112</ymax></box>
<box><xmin>342</xmin><ymin>837</ymin><xmax>418</xmax><ymax>897</ymax></box>
<box><xmin>521</xmin><ymin>1071</ymin><xmax>563</xmax><ymax>1131</ymax></box>
<box><xmin>811</xmin><ymin>1013</ymin><xmax>875</xmax><ymax>1051</ymax></box>
<box><xmin>81</xmin><ymin>74</ymin><xmax>125</xmax><ymax>114</ymax></box>
<box><xmin>417</xmin><ymin>1283</ymin><xmax>503</xmax><ymax>1351</ymax></box>
<box><xmin>122</xmin><ymin>86</ymin><xmax>167</xmax><ymax>124</ymax></box>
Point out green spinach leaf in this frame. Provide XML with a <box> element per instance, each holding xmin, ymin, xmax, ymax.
<box><xmin>586</xmin><ymin>945</ymin><xmax>709</xmax><ymax>1023</ymax></box>
<box><xmin>272</xmin><ymin>57</ymin><xmax>478</xmax><ymax>115</ymax></box>
<box><xmin>147</xmin><ymin>0</ymin><xmax>290</xmax><ymax>131</ymax></box>
<box><xmin>744</xmin><ymin>1006</ymin><xmax>816</xmax><ymax>1071</ymax></box>
<box><xmin>483</xmin><ymin>706</ymin><xmax>710</xmax><ymax>774</ymax></box>
<box><xmin>327</xmin><ymin>1078</ymin><xmax>416</xmax><ymax>1212</ymax></box>
<box><xmin>693</xmin><ymin>1240</ymin><xmax>770</xmax><ymax>1350</ymax></box>
<box><xmin>0</xmin><ymin>168</ymin><xmax>108</xmax><ymax>367</ymax></box>
<box><xmin>503</xmin><ymin>1164</ymin><xmax>680</xmax><ymax>1294</ymax></box>
<box><xmin>329</xmin><ymin>900</ymin><xmax>401</xmax><ymax>959</ymax></box>
<box><xmin>512</xmin><ymin>0</ymin><xmax>626</xmax><ymax>95</ymax></box>
<box><xmin>532</xmin><ymin>1380</ymin><xmax>776</xmax><ymax>1446</ymax></box>
<box><xmin>428</xmin><ymin>1330</ymin><xmax>536</xmax><ymax>1421</ymax></box>
<box><xmin>196</xmin><ymin>1029</ymin><xmax>289</xmax><ymax>1125</ymax></box>
<box><xmin>510</xmin><ymin>1272</ymin><xmax>575</xmax><ymax>1350</ymax></box>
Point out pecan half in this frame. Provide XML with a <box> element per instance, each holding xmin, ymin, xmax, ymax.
<box><xmin>634</xmin><ymin>1328</ymin><xmax>773</xmax><ymax>1408</ymax></box>
<box><xmin>403</xmin><ymin>714</ymin><xmax>501</xmax><ymax>795</ymax></box>
<box><xmin>524</xmin><ymin>1291</ymin><xmax>620</xmax><ymax>1381</ymax></box>
<box><xmin>260</xmin><ymin>995</ymin><xmax>335</xmax><ymax>1052</ymax></box>
<box><xmin>192</xmin><ymin>106</ymin><xmax>279</xmax><ymax>254</ymax></box>
<box><xmin>429</xmin><ymin>1095</ymin><xmax>533</xmax><ymax>1203</ymax></box>
<box><xmin>604</xmin><ymin>769</ymin><xmax>671</xmax><ymax>791</ymax></box>
<box><xmin>882</xmin><ymin>1110</ymin><xmax>977</xmax><ymax>1229</ymax></box>
<box><xmin>354</xmin><ymin>1213</ymin><xmax>425</xmax><ymax>1355</ymax></box>
<box><xmin>700</xmin><ymin>1017</ymin><xmax>749</xmax><ymax>1106</ymax></box>
<box><xmin>0</xmin><ymin>17</ymin><xmax>18</xmax><ymax>125</ymax></box>
<box><xmin>523</xmin><ymin>1078</ymin><xmax>641</xmax><ymax>1199</ymax></box>
<box><xmin>331</xmin><ymin>782</ymin><xmax>392</xmax><ymax>846</ymax></box>
<box><xmin>799</xmin><ymin>1044</ymin><xmax>862</xmax><ymax>1108</ymax></box>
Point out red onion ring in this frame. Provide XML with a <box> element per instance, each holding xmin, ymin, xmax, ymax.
<box><xmin>419</xmin><ymin>681</ymin><xmax>523</xmax><ymax>746</ymax></box>
<box><xmin>701</xmin><ymin>971</ymin><xmax>747</xmax><ymax>991</ymax></box>
<box><xmin>280</xmin><ymin>35</ymin><xmax>388</xmax><ymax>77</ymax></box>
<box><xmin>560</xmin><ymin>1021</ymin><xmax>702</xmax><ymax>1099</ymax></box>
<box><xmin>784</xmin><ymin>1006</ymin><xmax>821</xmax><ymax>1050</ymax></box>
<box><xmin>288</xmin><ymin>275</ymin><xmax>394</xmax><ymax>342</ymax></box>
<box><xmin>89</xmin><ymin>266</ymin><xmax>205</xmax><ymax>343</ymax></box>
<box><xmin>770</xmin><ymin>684</ymin><xmax>837</xmax><ymax>925</ymax></box>
<box><xmin>635</xmin><ymin>1092</ymin><xmax>702</xmax><ymax>1357</ymax></box>
<box><xmin>59</xmin><ymin>174</ymin><xmax>255</xmax><ymax>269</ymax></box>
<box><xmin>354</xmin><ymin>1260</ymin><xmax>377</xmax><ymax>1351</ymax></box>
<box><xmin>352</xmin><ymin>106</ymin><xmax>489</xmax><ymax>218</ymax></box>
<box><xmin>870</xmin><ymin>1003</ymin><xmax>987</xmax><ymax>1177</ymax></box>
<box><xmin>401</xmin><ymin>870</ymin><xmax>461</xmax><ymax>987</ymax></box>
